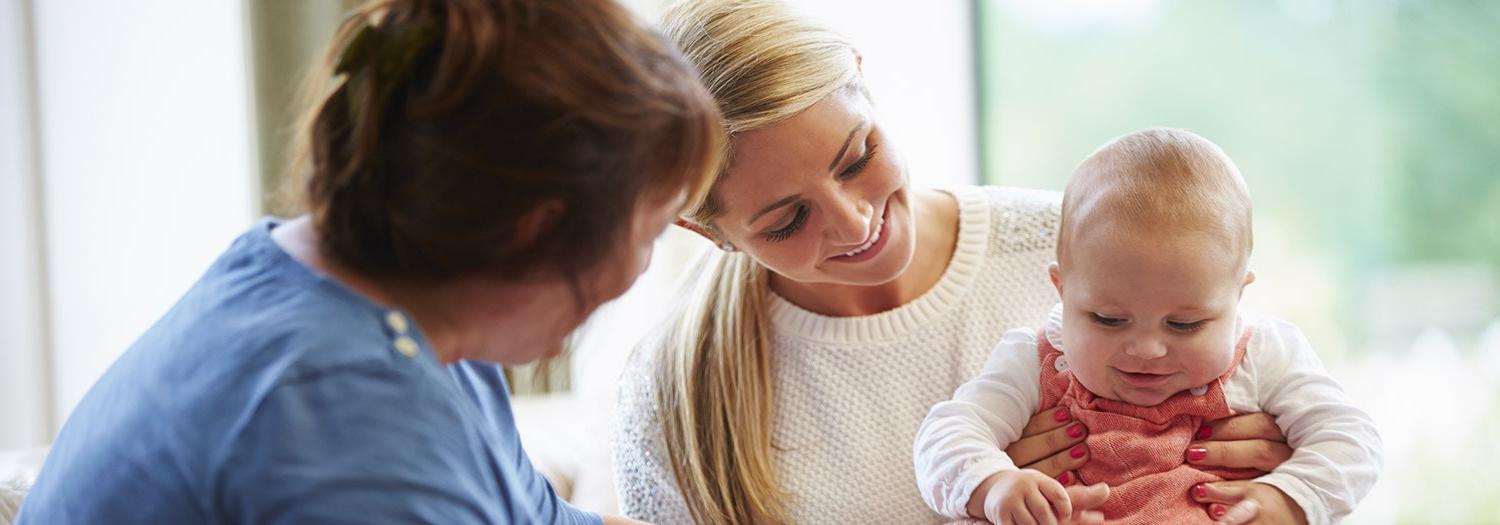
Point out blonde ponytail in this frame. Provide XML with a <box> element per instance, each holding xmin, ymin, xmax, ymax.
<box><xmin>653</xmin><ymin>1</ymin><xmax>860</xmax><ymax>522</ymax></box>
<box><xmin>656</xmin><ymin>250</ymin><xmax>780</xmax><ymax>524</ymax></box>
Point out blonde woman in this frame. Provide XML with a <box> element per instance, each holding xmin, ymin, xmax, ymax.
<box><xmin>613</xmin><ymin>1</ymin><xmax>1297</xmax><ymax>523</ymax></box>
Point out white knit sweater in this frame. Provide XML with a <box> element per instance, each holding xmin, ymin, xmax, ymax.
<box><xmin>613</xmin><ymin>186</ymin><xmax>1063</xmax><ymax>524</ymax></box>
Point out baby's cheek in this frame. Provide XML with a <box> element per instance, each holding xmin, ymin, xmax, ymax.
<box><xmin>1184</xmin><ymin>343</ymin><xmax>1237</xmax><ymax>383</ymax></box>
<box><xmin>1067</xmin><ymin>347</ymin><xmax>1115</xmax><ymax>394</ymax></box>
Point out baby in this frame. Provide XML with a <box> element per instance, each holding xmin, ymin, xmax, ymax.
<box><xmin>914</xmin><ymin>129</ymin><xmax>1381</xmax><ymax>524</ymax></box>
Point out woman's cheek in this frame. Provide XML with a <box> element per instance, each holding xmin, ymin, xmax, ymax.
<box><xmin>757</xmin><ymin>237</ymin><xmax>818</xmax><ymax>276</ymax></box>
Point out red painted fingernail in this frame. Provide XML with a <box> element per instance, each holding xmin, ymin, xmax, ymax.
<box><xmin>1057</xmin><ymin>472</ymin><xmax>1071</xmax><ymax>485</ymax></box>
<box><xmin>1196</xmin><ymin>424</ymin><xmax>1212</xmax><ymax>440</ymax></box>
<box><xmin>1070</xmin><ymin>444</ymin><xmax>1087</xmax><ymax>458</ymax></box>
<box><xmin>1067</xmin><ymin>423</ymin><xmax>1085</xmax><ymax>439</ymax></box>
<box><xmin>1213</xmin><ymin>505</ymin><xmax>1226</xmax><ymax>518</ymax></box>
<box><xmin>1053</xmin><ymin>407</ymin><xmax>1070</xmax><ymax>422</ymax></box>
<box><xmin>1194</xmin><ymin>484</ymin><xmax>1207</xmax><ymax>499</ymax></box>
<box><xmin>1186</xmin><ymin>447</ymin><xmax>1208</xmax><ymax>462</ymax></box>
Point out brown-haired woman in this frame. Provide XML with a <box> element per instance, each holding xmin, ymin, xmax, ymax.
<box><xmin>17</xmin><ymin>0</ymin><xmax>719</xmax><ymax>523</ymax></box>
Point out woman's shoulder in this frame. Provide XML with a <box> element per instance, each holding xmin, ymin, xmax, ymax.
<box><xmin>977</xmin><ymin>184</ymin><xmax>1061</xmax><ymax>229</ymax></box>
<box><xmin>944</xmin><ymin>185</ymin><xmax>1061</xmax><ymax>258</ymax></box>
<box><xmin>616</xmin><ymin>326</ymin><xmax>670</xmax><ymax>416</ymax></box>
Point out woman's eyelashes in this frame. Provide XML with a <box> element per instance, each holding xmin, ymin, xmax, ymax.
<box><xmin>765</xmin><ymin>203</ymin><xmax>809</xmax><ymax>242</ymax></box>
<box><xmin>838</xmin><ymin>143</ymin><xmax>879</xmax><ymax>180</ymax></box>
<box><xmin>761</xmin><ymin>142</ymin><xmax>881</xmax><ymax>243</ymax></box>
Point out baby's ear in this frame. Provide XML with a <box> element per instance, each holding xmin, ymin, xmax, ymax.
<box><xmin>1048</xmin><ymin>262</ymin><xmax>1063</xmax><ymax>296</ymax></box>
<box><xmin>1239</xmin><ymin>269</ymin><xmax>1257</xmax><ymax>295</ymax></box>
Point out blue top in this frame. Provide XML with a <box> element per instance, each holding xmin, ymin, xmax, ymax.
<box><xmin>18</xmin><ymin>219</ymin><xmax>601</xmax><ymax>525</ymax></box>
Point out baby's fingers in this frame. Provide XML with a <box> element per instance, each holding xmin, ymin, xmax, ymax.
<box><xmin>1008</xmin><ymin>506</ymin><xmax>1039</xmax><ymax>525</ymax></box>
<box><xmin>1214</xmin><ymin>498</ymin><xmax>1261</xmax><ymax>525</ymax></box>
<box><xmin>1025</xmin><ymin>490</ymin><xmax>1058</xmax><ymax>525</ymax></box>
<box><xmin>1191</xmin><ymin>481</ymin><xmax>1252</xmax><ymax>505</ymax></box>
<box><xmin>1063</xmin><ymin>510</ymin><xmax>1104</xmax><ymax>525</ymax></box>
<box><xmin>1065</xmin><ymin>483</ymin><xmax>1110</xmax><ymax>512</ymax></box>
<box><xmin>1041</xmin><ymin>477</ymin><xmax>1073</xmax><ymax>522</ymax></box>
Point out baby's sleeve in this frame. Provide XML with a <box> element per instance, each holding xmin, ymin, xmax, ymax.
<box><xmin>913</xmin><ymin>327</ymin><xmax>1044</xmax><ymax>519</ymax></box>
<box><xmin>1247</xmin><ymin>319</ymin><xmax>1383</xmax><ymax>525</ymax></box>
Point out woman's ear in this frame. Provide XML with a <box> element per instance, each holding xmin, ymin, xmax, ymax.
<box><xmin>674</xmin><ymin>219</ymin><xmax>717</xmax><ymax>243</ymax></box>
<box><xmin>675</xmin><ymin>219</ymin><xmax>737</xmax><ymax>252</ymax></box>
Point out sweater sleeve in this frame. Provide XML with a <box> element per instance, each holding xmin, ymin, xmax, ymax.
<box><xmin>611</xmin><ymin>337</ymin><xmax>694</xmax><ymax>525</ymax></box>
<box><xmin>1246</xmin><ymin>319</ymin><xmax>1383</xmax><ymax>525</ymax></box>
<box><xmin>913</xmin><ymin>327</ymin><xmax>1044</xmax><ymax>519</ymax></box>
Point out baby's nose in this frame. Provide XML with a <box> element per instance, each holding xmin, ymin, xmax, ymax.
<box><xmin>1124</xmin><ymin>338</ymin><xmax>1168</xmax><ymax>359</ymax></box>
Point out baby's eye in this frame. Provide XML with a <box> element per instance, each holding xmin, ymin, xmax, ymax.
<box><xmin>1167</xmin><ymin>320</ymin><xmax>1206</xmax><ymax>332</ymax></box>
<box><xmin>1089</xmin><ymin>313</ymin><xmax>1126</xmax><ymax>327</ymax></box>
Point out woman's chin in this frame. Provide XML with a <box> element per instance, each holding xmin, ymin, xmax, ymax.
<box><xmin>822</xmin><ymin>247</ymin><xmax>913</xmax><ymax>287</ymax></box>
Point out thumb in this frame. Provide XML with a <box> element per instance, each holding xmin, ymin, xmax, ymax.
<box><xmin>1065</xmin><ymin>482</ymin><xmax>1110</xmax><ymax>510</ymax></box>
<box><xmin>1216</xmin><ymin>497</ymin><xmax>1262</xmax><ymax>525</ymax></box>
<box><xmin>1193</xmin><ymin>481</ymin><xmax>1252</xmax><ymax>505</ymax></box>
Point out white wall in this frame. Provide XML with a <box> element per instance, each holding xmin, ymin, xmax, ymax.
<box><xmin>0</xmin><ymin>0</ymin><xmax>51</xmax><ymax>450</ymax></box>
<box><xmin>27</xmin><ymin>0</ymin><xmax>259</xmax><ymax>432</ymax></box>
<box><xmin>795</xmin><ymin>0</ymin><xmax>979</xmax><ymax>189</ymax></box>
<box><xmin>618</xmin><ymin>0</ymin><xmax>980</xmax><ymax>188</ymax></box>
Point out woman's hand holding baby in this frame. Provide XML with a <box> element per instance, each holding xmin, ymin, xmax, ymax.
<box><xmin>1186</xmin><ymin>413</ymin><xmax>1301</xmax><ymax>524</ymax></box>
<box><xmin>968</xmin><ymin>470</ymin><xmax>1109</xmax><ymax>525</ymax></box>
<box><xmin>1187</xmin><ymin>413</ymin><xmax>1292</xmax><ymax>473</ymax></box>
<box><xmin>1192</xmin><ymin>481</ymin><xmax>1306</xmax><ymax>525</ymax></box>
<box><xmin>1005</xmin><ymin>407</ymin><xmax>1091</xmax><ymax>479</ymax></box>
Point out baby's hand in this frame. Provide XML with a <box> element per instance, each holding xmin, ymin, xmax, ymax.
<box><xmin>973</xmin><ymin>470</ymin><xmax>1073</xmax><ymax>525</ymax></box>
<box><xmin>1192</xmin><ymin>481</ymin><xmax>1306</xmax><ymax>525</ymax></box>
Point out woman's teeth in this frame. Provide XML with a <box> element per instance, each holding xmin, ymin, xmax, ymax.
<box><xmin>843</xmin><ymin>217</ymin><xmax>884</xmax><ymax>257</ymax></box>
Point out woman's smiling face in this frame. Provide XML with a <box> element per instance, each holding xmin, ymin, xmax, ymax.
<box><xmin>708</xmin><ymin>87</ymin><xmax>915</xmax><ymax>287</ymax></box>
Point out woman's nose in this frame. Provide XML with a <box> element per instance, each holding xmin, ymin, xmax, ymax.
<box><xmin>827</xmin><ymin>194</ymin><xmax>873</xmax><ymax>246</ymax></box>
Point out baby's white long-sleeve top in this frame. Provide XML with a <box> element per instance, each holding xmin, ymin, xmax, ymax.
<box><xmin>913</xmin><ymin>309</ymin><xmax>1383</xmax><ymax>525</ymax></box>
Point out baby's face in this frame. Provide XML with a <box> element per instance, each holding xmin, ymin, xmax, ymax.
<box><xmin>1051</xmin><ymin>225</ymin><xmax>1252</xmax><ymax>407</ymax></box>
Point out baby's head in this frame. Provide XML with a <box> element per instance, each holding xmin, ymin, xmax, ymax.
<box><xmin>1049</xmin><ymin>128</ymin><xmax>1255</xmax><ymax>407</ymax></box>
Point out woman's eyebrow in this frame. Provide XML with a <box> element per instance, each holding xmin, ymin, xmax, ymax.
<box><xmin>748</xmin><ymin>194</ymin><xmax>802</xmax><ymax>226</ymax></box>
<box><xmin>827</xmin><ymin>118</ymin><xmax>870</xmax><ymax>172</ymax></box>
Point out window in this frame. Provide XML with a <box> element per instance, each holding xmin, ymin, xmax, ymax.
<box><xmin>977</xmin><ymin>1</ymin><xmax>1500</xmax><ymax>520</ymax></box>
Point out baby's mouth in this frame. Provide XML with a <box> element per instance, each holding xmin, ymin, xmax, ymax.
<box><xmin>1114</xmin><ymin>368</ymin><xmax>1174</xmax><ymax>387</ymax></box>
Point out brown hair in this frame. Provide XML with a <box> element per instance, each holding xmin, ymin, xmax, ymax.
<box><xmin>295</xmin><ymin>0</ymin><xmax>723</xmax><ymax>286</ymax></box>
